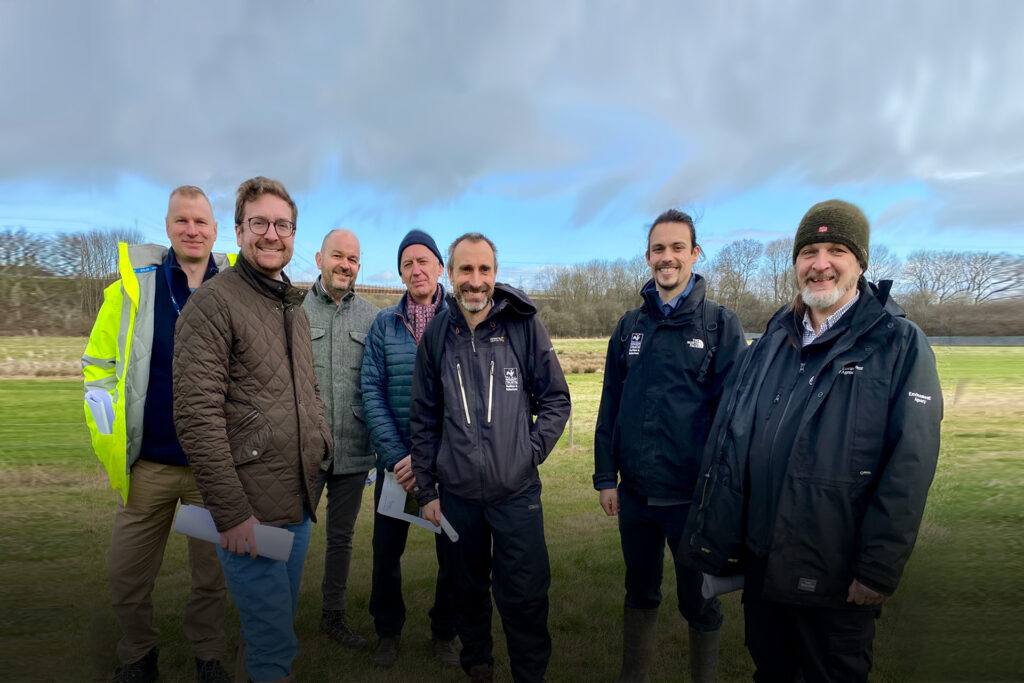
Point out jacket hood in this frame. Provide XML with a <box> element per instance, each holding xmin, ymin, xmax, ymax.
<box><xmin>492</xmin><ymin>282</ymin><xmax>537</xmax><ymax>317</ymax></box>
<box><xmin>639</xmin><ymin>273</ymin><xmax>707</xmax><ymax>319</ymax></box>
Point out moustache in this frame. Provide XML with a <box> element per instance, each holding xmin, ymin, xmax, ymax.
<box><xmin>460</xmin><ymin>284</ymin><xmax>490</xmax><ymax>294</ymax></box>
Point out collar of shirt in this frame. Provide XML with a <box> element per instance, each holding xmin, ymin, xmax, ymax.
<box><xmin>166</xmin><ymin>248</ymin><xmax>219</xmax><ymax>282</ymax></box>
<box><xmin>802</xmin><ymin>291</ymin><xmax>860</xmax><ymax>346</ymax></box>
<box><xmin>312</xmin><ymin>275</ymin><xmax>352</xmax><ymax>304</ymax></box>
<box><xmin>657</xmin><ymin>275</ymin><xmax>695</xmax><ymax>316</ymax></box>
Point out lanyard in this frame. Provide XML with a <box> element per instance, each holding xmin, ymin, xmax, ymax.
<box><xmin>163</xmin><ymin>257</ymin><xmax>184</xmax><ymax>317</ymax></box>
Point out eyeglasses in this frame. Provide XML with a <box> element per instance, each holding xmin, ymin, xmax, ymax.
<box><xmin>246</xmin><ymin>217</ymin><xmax>296</xmax><ymax>237</ymax></box>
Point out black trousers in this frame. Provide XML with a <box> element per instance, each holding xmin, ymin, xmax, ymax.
<box><xmin>369</xmin><ymin>470</ymin><xmax>458</xmax><ymax>640</ymax></box>
<box><xmin>743</xmin><ymin>594</ymin><xmax>877</xmax><ymax>683</ymax></box>
<box><xmin>441</xmin><ymin>480</ymin><xmax>551</xmax><ymax>683</ymax></box>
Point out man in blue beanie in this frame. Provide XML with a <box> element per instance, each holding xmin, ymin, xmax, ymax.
<box><xmin>361</xmin><ymin>229</ymin><xmax>459</xmax><ymax>669</ymax></box>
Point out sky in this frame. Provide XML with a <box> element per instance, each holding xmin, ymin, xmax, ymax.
<box><xmin>2</xmin><ymin>1</ymin><xmax>1022</xmax><ymax>287</ymax></box>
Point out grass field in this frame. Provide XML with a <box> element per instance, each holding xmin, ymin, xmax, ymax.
<box><xmin>0</xmin><ymin>340</ymin><xmax>1021</xmax><ymax>681</ymax></box>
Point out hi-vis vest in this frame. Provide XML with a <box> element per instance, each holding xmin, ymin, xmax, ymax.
<box><xmin>82</xmin><ymin>243</ymin><xmax>236</xmax><ymax>502</ymax></box>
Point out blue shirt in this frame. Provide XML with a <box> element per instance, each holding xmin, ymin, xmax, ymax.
<box><xmin>656</xmin><ymin>275</ymin><xmax>695</xmax><ymax>317</ymax></box>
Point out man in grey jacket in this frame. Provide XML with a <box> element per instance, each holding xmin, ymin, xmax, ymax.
<box><xmin>302</xmin><ymin>228</ymin><xmax>379</xmax><ymax>650</ymax></box>
<box><xmin>410</xmin><ymin>233</ymin><xmax>571</xmax><ymax>683</ymax></box>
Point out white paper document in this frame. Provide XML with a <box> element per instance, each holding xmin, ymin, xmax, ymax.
<box><xmin>85</xmin><ymin>389</ymin><xmax>114</xmax><ymax>434</ymax></box>
<box><xmin>701</xmin><ymin>572</ymin><xmax>745</xmax><ymax>599</ymax></box>
<box><xmin>173</xmin><ymin>504</ymin><xmax>295</xmax><ymax>562</ymax></box>
<box><xmin>377</xmin><ymin>471</ymin><xmax>459</xmax><ymax>542</ymax></box>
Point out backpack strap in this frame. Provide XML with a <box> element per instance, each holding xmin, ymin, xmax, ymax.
<box><xmin>875</xmin><ymin>279</ymin><xmax>893</xmax><ymax>308</ymax></box>
<box><xmin>695</xmin><ymin>299</ymin><xmax>722</xmax><ymax>385</ymax></box>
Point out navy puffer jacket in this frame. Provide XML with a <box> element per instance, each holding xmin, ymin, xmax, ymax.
<box><xmin>361</xmin><ymin>286</ymin><xmax>448</xmax><ymax>471</ymax></box>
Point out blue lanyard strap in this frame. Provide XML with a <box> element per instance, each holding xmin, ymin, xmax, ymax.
<box><xmin>163</xmin><ymin>257</ymin><xmax>183</xmax><ymax>317</ymax></box>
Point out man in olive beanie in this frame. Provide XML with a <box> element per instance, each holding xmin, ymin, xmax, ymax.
<box><xmin>792</xmin><ymin>199</ymin><xmax>870</xmax><ymax>271</ymax></box>
<box><xmin>684</xmin><ymin>198</ymin><xmax>941</xmax><ymax>682</ymax></box>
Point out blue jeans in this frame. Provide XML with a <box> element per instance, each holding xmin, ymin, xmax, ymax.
<box><xmin>217</xmin><ymin>514</ymin><xmax>312</xmax><ymax>682</ymax></box>
<box><xmin>618</xmin><ymin>486</ymin><xmax>722</xmax><ymax>631</ymax></box>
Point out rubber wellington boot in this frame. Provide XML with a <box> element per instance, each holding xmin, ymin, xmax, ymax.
<box><xmin>616</xmin><ymin>607</ymin><xmax>658</xmax><ymax>683</ymax></box>
<box><xmin>688</xmin><ymin>627</ymin><xmax>720</xmax><ymax>683</ymax></box>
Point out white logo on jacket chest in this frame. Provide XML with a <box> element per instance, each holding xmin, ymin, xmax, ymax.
<box><xmin>628</xmin><ymin>333</ymin><xmax>643</xmax><ymax>355</ymax></box>
<box><xmin>839</xmin><ymin>364</ymin><xmax>864</xmax><ymax>376</ymax></box>
<box><xmin>687</xmin><ymin>338</ymin><xmax>704</xmax><ymax>349</ymax></box>
<box><xmin>504</xmin><ymin>368</ymin><xmax>520</xmax><ymax>391</ymax></box>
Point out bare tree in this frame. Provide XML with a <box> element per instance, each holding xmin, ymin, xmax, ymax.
<box><xmin>864</xmin><ymin>244</ymin><xmax>902</xmax><ymax>284</ymax></box>
<box><xmin>710</xmin><ymin>239</ymin><xmax>763</xmax><ymax>309</ymax></box>
<box><xmin>960</xmin><ymin>252</ymin><xmax>1024</xmax><ymax>303</ymax></box>
<box><xmin>903</xmin><ymin>250</ymin><xmax>968</xmax><ymax>304</ymax></box>
<box><xmin>757</xmin><ymin>237</ymin><xmax>793</xmax><ymax>306</ymax></box>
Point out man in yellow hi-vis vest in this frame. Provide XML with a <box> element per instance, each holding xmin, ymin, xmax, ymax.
<box><xmin>82</xmin><ymin>185</ymin><xmax>236</xmax><ymax>683</ymax></box>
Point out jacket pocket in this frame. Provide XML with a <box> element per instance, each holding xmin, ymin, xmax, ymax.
<box><xmin>348</xmin><ymin>330</ymin><xmax>367</xmax><ymax>368</ymax></box>
<box><xmin>310</xmin><ymin>326</ymin><xmax>326</xmax><ymax>341</ymax></box>
<box><xmin>227</xmin><ymin>409</ymin><xmax>269</xmax><ymax>466</ymax></box>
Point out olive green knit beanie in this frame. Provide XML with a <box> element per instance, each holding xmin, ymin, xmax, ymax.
<box><xmin>792</xmin><ymin>199</ymin><xmax>870</xmax><ymax>271</ymax></box>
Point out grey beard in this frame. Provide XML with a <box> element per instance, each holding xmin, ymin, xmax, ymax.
<box><xmin>458</xmin><ymin>292</ymin><xmax>491</xmax><ymax>313</ymax></box>
<box><xmin>800</xmin><ymin>281</ymin><xmax>850</xmax><ymax>310</ymax></box>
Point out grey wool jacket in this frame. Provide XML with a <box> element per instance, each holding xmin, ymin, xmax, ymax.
<box><xmin>303</xmin><ymin>278</ymin><xmax>380</xmax><ymax>475</ymax></box>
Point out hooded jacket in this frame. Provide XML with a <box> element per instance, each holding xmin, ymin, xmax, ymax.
<box><xmin>409</xmin><ymin>283</ymin><xmax>571</xmax><ymax>506</ymax></box>
<box><xmin>173</xmin><ymin>255</ymin><xmax>332</xmax><ymax>531</ymax></box>
<box><xmin>361</xmin><ymin>286</ymin><xmax>449</xmax><ymax>472</ymax></box>
<box><xmin>685</xmin><ymin>280</ymin><xmax>942</xmax><ymax>608</ymax></box>
<box><xmin>82</xmin><ymin>243</ymin><xmax>234</xmax><ymax>502</ymax></box>
<box><xmin>593</xmin><ymin>275</ymin><xmax>746</xmax><ymax>499</ymax></box>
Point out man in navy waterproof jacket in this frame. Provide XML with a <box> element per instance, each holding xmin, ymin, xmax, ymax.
<box><xmin>409</xmin><ymin>233</ymin><xmax>571</xmax><ymax>683</ymax></box>
<box><xmin>360</xmin><ymin>230</ymin><xmax>459</xmax><ymax>669</ymax></box>
<box><xmin>684</xmin><ymin>200</ymin><xmax>942</xmax><ymax>682</ymax></box>
<box><xmin>594</xmin><ymin>210</ymin><xmax>746</xmax><ymax>683</ymax></box>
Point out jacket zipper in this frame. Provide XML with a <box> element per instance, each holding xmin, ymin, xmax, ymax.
<box><xmin>487</xmin><ymin>360</ymin><xmax>494</xmax><ymax>423</ymax></box>
<box><xmin>227</xmin><ymin>409</ymin><xmax>259</xmax><ymax>438</ymax></box>
<box><xmin>456</xmin><ymin>362</ymin><xmax>472</xmax><ymax>426</ymax></box>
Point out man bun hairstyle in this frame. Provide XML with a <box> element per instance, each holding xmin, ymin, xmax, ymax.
<box><xmin>648</xmin><ymin>209</ymin><xmax>697</xmax><ymax>251</ymax></box>
<box><xmin>793</xmin><ymin>199</ymin><xmax>870</xmax><ymax>271</ymax></box>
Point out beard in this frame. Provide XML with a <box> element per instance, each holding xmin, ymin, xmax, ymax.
<box><xmin>457</xmin><ymin>285</ymin><xmax>492</xmax><ymax>312</ymax></box>
<box><xmin>800</xmin><ymin>274</ymin><xmax>852</xmax><ymax>310</ymax></box>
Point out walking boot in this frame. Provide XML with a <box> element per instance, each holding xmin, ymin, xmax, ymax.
<box><xmin>372</xmin><ymin>636</ymin><xmax>400</xmax><ymax>669</ymax></box>
<box><xmin>688</xmin><ymin>627</ymin><xmax>720</xmax><ymax>683</ymax></box>
<box><xmin>320</xmin><ymin>609</ymin><xmax>369</xmax><ymax>650</ymax></box>
<box><xmin>468</xmin><ymin>662</ymin><xmax>493</xmax><ymax>682</ymax></box>
<box><xmin>616</xmin><ymin>607</ymin><xmax>658</xmax><ymax>683</ymax></box>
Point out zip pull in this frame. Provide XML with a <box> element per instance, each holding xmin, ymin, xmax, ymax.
<box><xmin>487</xmin><ymin>360</ymin><xmax>494</xmax><ymax>423</ymax></box>
<box><xmin>456</xmin><ymin>362</ymin><xmax>471</xmax><ymax>426</ymax></box>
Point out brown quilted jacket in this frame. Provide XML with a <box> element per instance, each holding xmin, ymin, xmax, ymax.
<box><xmin>173</xmin><ymin>256</ymin><xmax>332</xmax><ymax>531</ymax></box>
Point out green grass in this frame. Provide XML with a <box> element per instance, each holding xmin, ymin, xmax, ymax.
<box><xmin>1</xmin><ymin>346</ymin><xmax>1022</xmax><ymax>680</ymax></box>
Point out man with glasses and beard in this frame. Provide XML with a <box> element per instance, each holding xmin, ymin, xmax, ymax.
<box><xmin>684</xmin><ymin>200</ymin><xmax>942</xmax><ymax>682</ymax></box>
<box><xmin>174</xmin><ymin>177</ymin><xmax>332</xmax><ymax>683</ymax></box>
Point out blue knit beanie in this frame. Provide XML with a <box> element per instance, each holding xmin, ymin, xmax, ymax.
<box><xmin>397</xmin><ymin>229</ymin><xmax>443</xmax><ymax>272</ymax></box>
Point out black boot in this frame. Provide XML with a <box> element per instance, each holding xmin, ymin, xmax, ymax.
<box><xmin>616</xmin><ymin>607</ymin><xmax>658</xmax><ymax>683</ymax></box>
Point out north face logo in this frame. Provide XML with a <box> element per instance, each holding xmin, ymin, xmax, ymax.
<box><xmin>628</xmin><ymin>333</ymin><xmax>643</xmax><ymax>356</ymax></box>
<box><xmin>504</xmin><ymin>368</ymin><xmax>520</xmax><ymax>391</ymax></box>
<box><xmin>687</xmin><ymin>338</ymin><xmax>705</xmax><ymax>349</ymax></box>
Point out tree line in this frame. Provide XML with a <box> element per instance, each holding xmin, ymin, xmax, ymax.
<box><xmin>535</xmin><ymin>238</ymin><xmax>1024</xmax><ymax>338</ymax></box>
<box><xmin>2</xmin><ymin>228</ymin><xmax>1022</xmax><ymax>337</ymax></box>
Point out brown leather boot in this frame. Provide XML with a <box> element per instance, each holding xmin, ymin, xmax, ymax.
<box><xmin>468</xmin><ymin>662</ymin><xmax>493</xmax><ymax>682</ymax></box>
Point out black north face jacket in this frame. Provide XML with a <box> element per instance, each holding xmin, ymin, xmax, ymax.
<box><xmin>684</xmin><ymin>280</ymin><xmax>942</xmax><ymax>608</ymax></box>
<box><xmin>410</xmin><ymin>283</ymin><xmax>571</xmax><ymax>506</ymax></box>
<box><xmin>593</xmin><ymin>275</ymin><xmax>746</xmax><ymax>499</ymax></box>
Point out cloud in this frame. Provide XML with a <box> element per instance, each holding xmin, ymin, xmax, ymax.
<box><xmin>2</xmin><ymin>1</ymin><xmax>1022</xmax><ymax>230</ymax></box>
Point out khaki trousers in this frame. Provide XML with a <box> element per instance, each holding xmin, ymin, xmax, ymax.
<box><xmin>109</xmin><ymin>459</ymin><xmax>227</xmax><ymax>663</ymax></box>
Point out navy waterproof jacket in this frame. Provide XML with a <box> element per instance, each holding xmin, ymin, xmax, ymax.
<box><xmin>593</xmin><ymin>275</ymin><xmax>746</xmax><ymax>499</ymax></box>
<box><xmin>685</xmin><ymin>280</ymin><xmax>943</xmax><ymax>608</ymax></box>
<box><xmin>361</xmin><ymin>286</ymin><xmax>448</xmax><ymax>472</ymax></box>
<box><xmin>410</xmin><ymin>283</ymin><xmax>571</xmax><ymax>506</ymax></box>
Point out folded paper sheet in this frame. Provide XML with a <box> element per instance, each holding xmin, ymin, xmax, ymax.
<box><xmin>173</xmin><ymin>504</ymin><xmax>295</xmax><ymax>562</ymax></box>
<box><xmin>377</xmin><ymin>471</ymin><xmax>459</xmax><ymax>542</ymax></box>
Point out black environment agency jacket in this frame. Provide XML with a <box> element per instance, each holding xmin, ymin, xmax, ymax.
<box><xmin>684</xmin><ymin>279</ymin><xmax>942</xmax><ymax>609</ymax></box>
<box><xmin>410</xmin><ymin>283</ymin><xmax>571</xmax><ymax>507</ymax></box>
